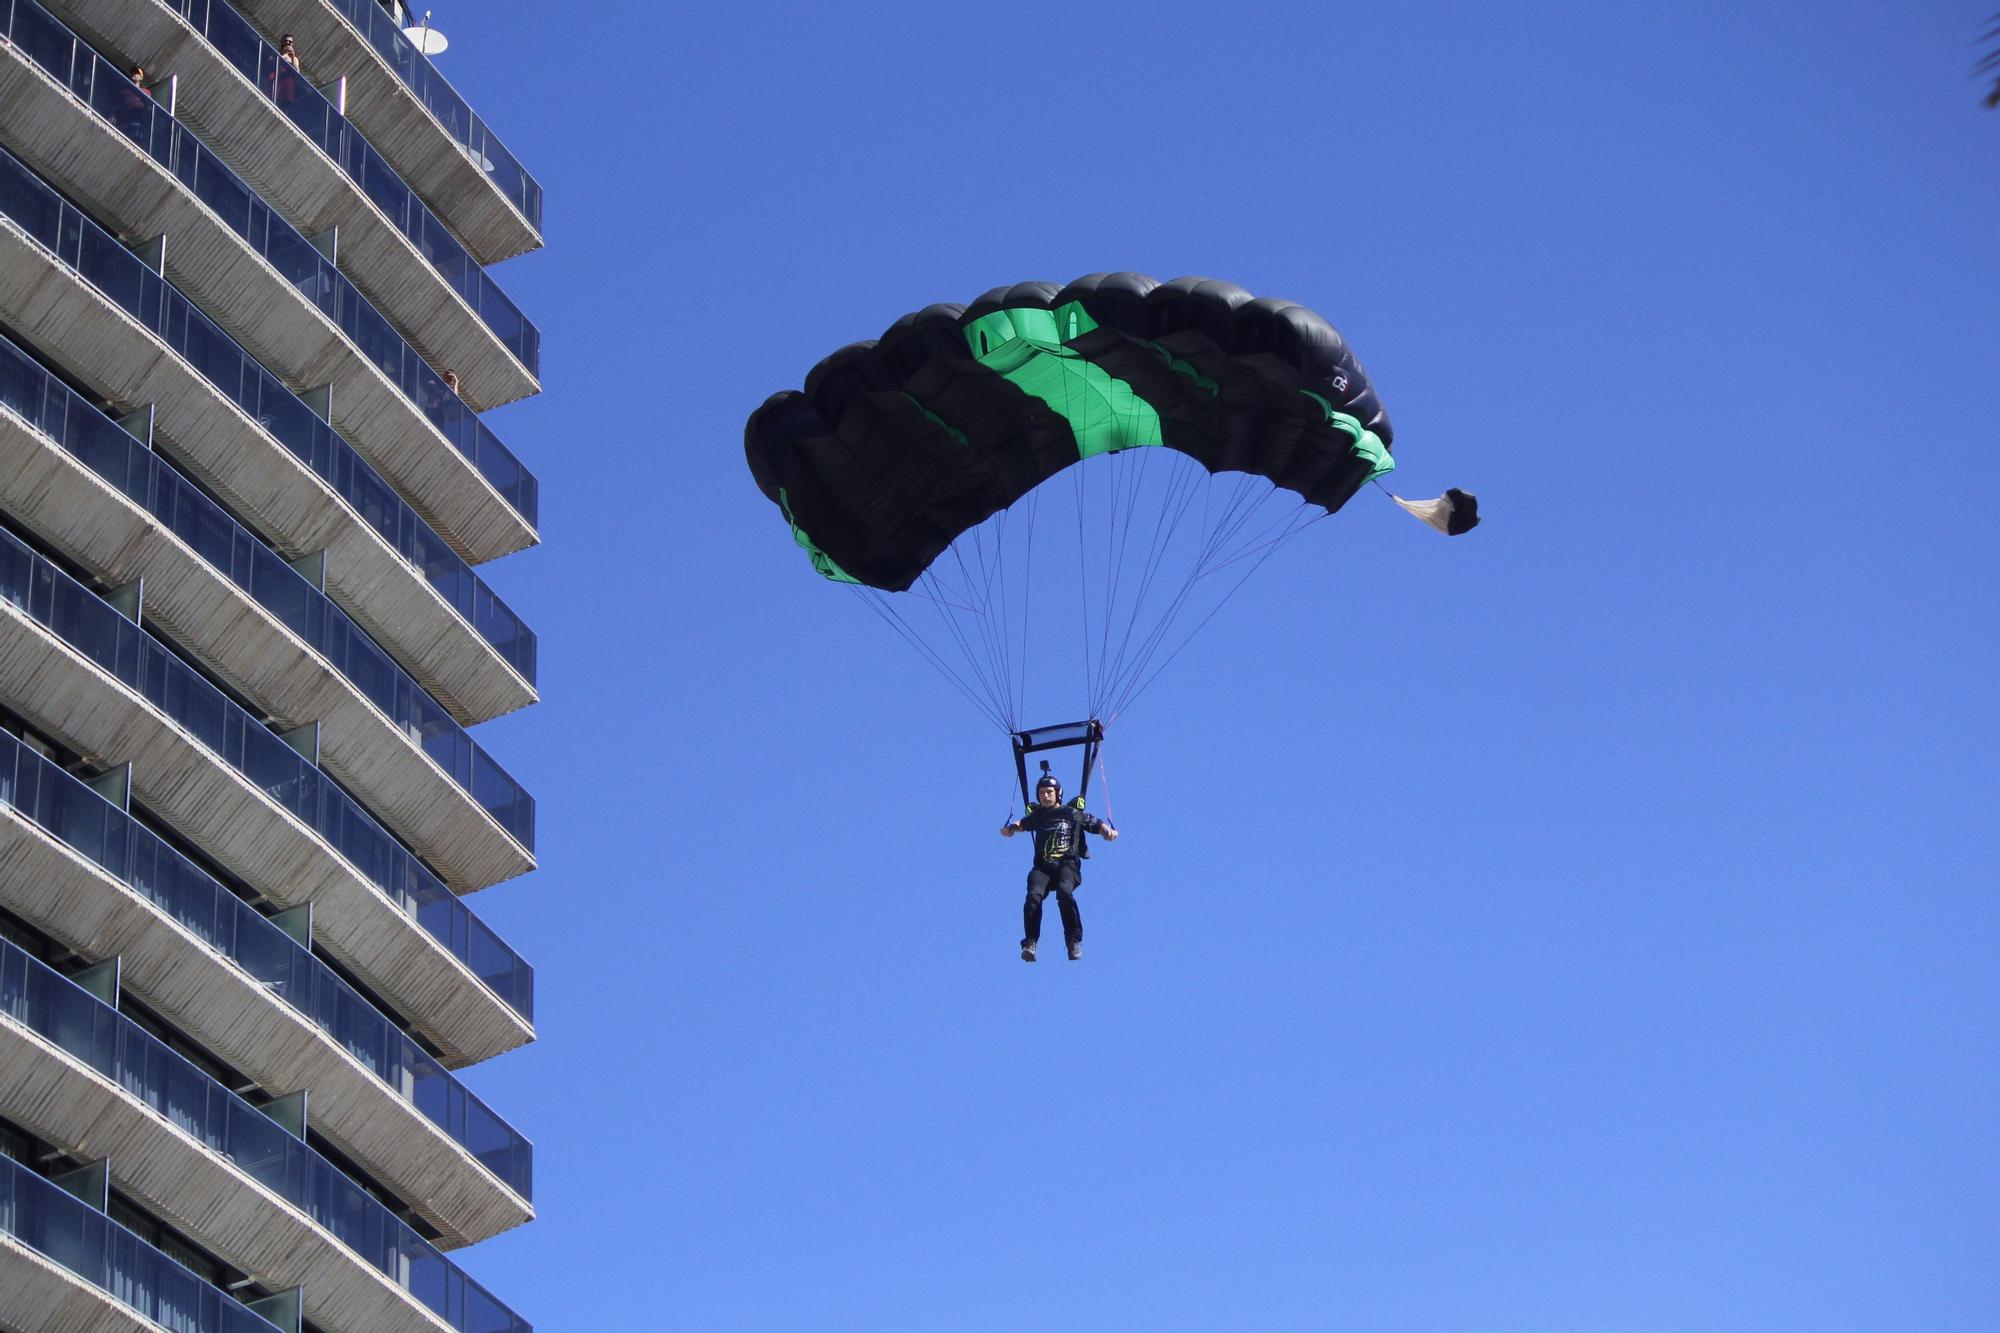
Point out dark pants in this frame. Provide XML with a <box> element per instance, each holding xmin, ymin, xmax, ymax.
<box><xmin>1023</xmin><ymin>860</ymin><xmax>1082</xmax><ymax>948</ymax></box>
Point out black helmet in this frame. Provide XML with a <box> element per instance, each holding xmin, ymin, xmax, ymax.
<box><xmin>1035</xmin><ymin>771</ymin><xmax>1063</xmax><ymax>799</ymax></box>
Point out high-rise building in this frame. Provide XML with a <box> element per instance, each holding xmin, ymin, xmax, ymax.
<box><xmin>0</xmin><ymin>1</ymin><xmax>541</xmax><ymax>1329</ymax></box>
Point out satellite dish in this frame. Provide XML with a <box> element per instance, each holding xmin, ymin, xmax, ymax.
<box><xmin>402</xmin><ymin>12</ymin><xmax>448</xmax><ymax>54</ymax></box>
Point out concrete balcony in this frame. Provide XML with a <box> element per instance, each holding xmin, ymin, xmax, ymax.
<box><xmin>0</xmin><ymin>43</ymin><xmax>536</xmax><ymax>563</ymax></box>
<box><xmin>0</xmin><ymin>603</ymin><xmax>532</xmax><ymax>1066</ymax></box>
<box><xmin>233</xmin><ymin>0</ymin><xmax>543</xmax><ymax>264</ymax></box>
<box><xmin>0</xmin><ymin>221</ymin><xmax>535</xmax><ymax>726</ymax></box>
<box><xmin>46</xmin><ymin>0</ymin><xmax>541</xmax><ymax>412</ymax></box>
<box><xmin>0</xmin><ymin>809</ymin><xmax>532</xmax><ymax>1245</ymax></box>
<box><xmin>0</xmin><ymin>409</ymin><xmax>532</xmax><ymax>892</ymax></box>
<box><xmin>0</xmin><ymin>1237</ymin><xmax>162</xmax><ymax>1333</ymax></box>
<box><xmin>0</xmin><ymin>1019</ymin><xmax>479</xmax><ymax>1333</ymax></box>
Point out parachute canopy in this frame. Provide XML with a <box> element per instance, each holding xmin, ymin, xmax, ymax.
<box><xmin>746</xmin><ymin>273</ymin><xmax>1472</xmax><ymax>733</ymax></box>
<box><xmin>746</xmin><ymin>273</ymin><xmax>1398</xmax><ymax>593</ymax></box>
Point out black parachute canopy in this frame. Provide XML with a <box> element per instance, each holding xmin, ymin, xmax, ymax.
<box><xmin>745</xmin><ymin>273</ymin><xmax>1400</xmax><ymax>592</ymax></box>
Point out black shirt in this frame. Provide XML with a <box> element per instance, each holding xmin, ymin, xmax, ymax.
<box><xmin>1016</xmin><ymin>805</ymin><xmax>1109</xmax><ymax>865</ymax></box>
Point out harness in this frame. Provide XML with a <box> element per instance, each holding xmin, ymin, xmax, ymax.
<box><xmin>1011</xmin><ymin>719</ymin><xmax>1103</xmax><ymax>860</ymax></box>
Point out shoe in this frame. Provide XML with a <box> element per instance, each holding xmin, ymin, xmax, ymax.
<box><xmin>1020</xmin><ymin>940</ymin><xmax>1037</xmax><ymax>962</ymax></box>
<box><xmin>1067</xmin><ymin>943</ymin><xmax>1082</xmax><ymax>961</ymax></box>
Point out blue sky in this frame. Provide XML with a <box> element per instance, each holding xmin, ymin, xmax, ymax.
<box><xmin>433</xmin><ymin>2</ymin><xmax>1996</xmax><ymax>1327</ymax></box>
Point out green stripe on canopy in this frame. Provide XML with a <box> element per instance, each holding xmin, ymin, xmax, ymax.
<box><xmin>1302</xmin><ymin>392</ymin><xmax>1397</xmax><ymax>481</ymax></box>
<box><xmin>964</xmin><ymin>302</ymin><xmax>1164</xmax><ymax>460</ymax></box>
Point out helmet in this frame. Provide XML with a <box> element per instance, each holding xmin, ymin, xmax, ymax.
<box><xmin>1035</xmin><ymin>771</ymin><xmax>1063</xmax><ymax>799</ymax></box>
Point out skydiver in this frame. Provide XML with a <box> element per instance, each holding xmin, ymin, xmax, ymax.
<box><xmin>1000</xmin><ymin>772</ymin><xmax>1119</xmax><ymax>961</ymax></box>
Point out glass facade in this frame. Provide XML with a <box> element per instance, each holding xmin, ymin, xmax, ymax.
<box><xmin>0</xmin><ymin>1152</ymin><xmax>281</xmax><ymax>1333</ymax></box>
<box><xmin>0</xmin><ymin>143</ymin><xmax>539</xmax><ymax>683</ymax></box>
<box><xmin>0</xmin><ymin>329</ymin><xmax>535</xmax><ymax>848</ymax></box>
<box><xmin>324</xmin><ymin>0</ymin><xmax>544</xmax><ymax>234</ymax></box>
<box><xmin>0</xmin><ymin>728</ymin><xmax>532</xmax><ymax>1195</ymax></box>
<box><xmin>0</xmin><ymin>938</ymin><xmax>529</xmax><ymax>1333</ymax></box>
<box><xmin>0</xmin><ymin>0</ymin><xmax>540</xmax><ymax>1323</ymax></box>
<box><xmin>161</xmin><ymin>0</ymin><xmax>541</xmax><ymax>365</ymax></box>
<box><xmin>0</xmin><ymin>0</ymin><xmax>540</xmax><ymax>521</ymax></box>
<box><xmin>0</xmin><ymin>525</ymin><xmax>535</xmax><ymax>1021</ymax></box>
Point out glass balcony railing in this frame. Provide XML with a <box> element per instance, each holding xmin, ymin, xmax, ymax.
<box><xmin>0</xmin><ymin>142</ymin><xmax>538</xmax><ymax>684</ymax></box>
<box><xmin>0</xmin><ymin>0</ymin><xmax>540</xmax><ymax>528</ymax></box>
<box><xmin>0</xmin><ymin>329</ymin><xmax>535</xmax><ymax>849</ymax></box>
<box><xmin>0</xmin><ymin>714</ymin><xmax>533</xmax><ymax>1196</ymax></box>
<box><xmin>163</xmin><ymin>0</ymin><xmax>541</xmax><ymax>364</ymax></box>
<box><xmin>324</xmin><ymin>0</ymin><xmax>543</xmax><ymax>235</ymax></box>
<box><xmin>0</xmin><ymin>1153</ymin><xmax>281</xmax><ymax>1333</ymax></box>
<box><xmin>0</xmin><ymin>938</ymin><xmax>531</xmax><ymax>1333</ymax></box>
<box><xmin>0</xmin><ymin>525</ymin><xmax>535</xmax><ymax>1022</ymax></box>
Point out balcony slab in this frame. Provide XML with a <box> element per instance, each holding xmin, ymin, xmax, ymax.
<box><xmin>0</xmin><ymin>811</ymin><xmax>532</xmax><ymax>1245</ymax></box>
<box><xmin>0</xmin><ymin>1237</ymin><xmax>159</xmax><ymax>1333</ymax></box>
<box><xmin>0</xmin><ymin>408</ymin><xmax>534</xmax><ymax>891</ymax></box>
<box><xmin>0</xmin><ymin>219</ymin><xmax>536</xmax><ymax>726</ymax></box>
<box><xmin>0</xmin><ymin>1017</ymin><xmax>461</xmax><ymax>1333</ymax></box>
<box><xmin>45</xmin><ymin>0</ymin><xmax>541</xmax><ymax>411</ymax></box>
<box><xmin>0</xmin><ymin>603</ymin><xmax>533</xmax><ymax>1066</ymax></box>
<box><xmin>235</xmin><ymin>0</ymin><xmax>543</xmax><ymax>264</ymax></box>
<box><xmin>0</xmin><ymin>46</ymin><xmax>536</xmax><ymax>561</ymax></box>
